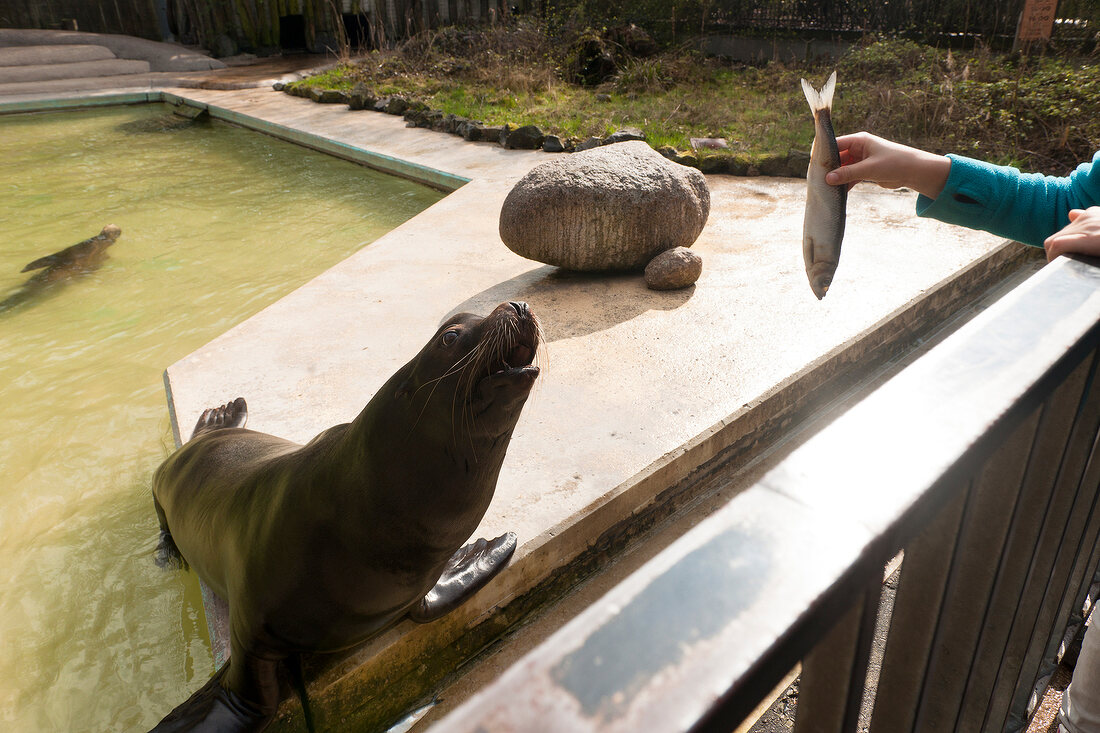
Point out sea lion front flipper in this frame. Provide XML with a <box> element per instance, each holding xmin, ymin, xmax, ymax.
<box><xmin>409</xmin><ymin>532</ymin><xmax>517</xmax><ymax>623</ymax></box>
<box><xmin>189</xmin><ymin>398</ymin><xmax>248</xmax><ymax>441</ymax></box>
<box><xmin>149</xmin><ymin>658</ymin><xmax>276</xmax><ymax>732</ymax></box>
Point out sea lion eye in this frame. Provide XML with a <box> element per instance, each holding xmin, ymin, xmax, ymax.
<box><xmin>442</xmin><ymin>330</ymin><xmax>459</xmax><ymax>346</ymax></box>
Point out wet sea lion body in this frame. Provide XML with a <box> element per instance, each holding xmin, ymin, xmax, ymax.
<box><xmin>1</xmin><ymin>224</ymin><xmax>121</xmax><ymax>311</ymax></box>
<box><xmin>151</xmin><ymin>301</ymin><xmax>541</xmax><ymax>732</ymax></box>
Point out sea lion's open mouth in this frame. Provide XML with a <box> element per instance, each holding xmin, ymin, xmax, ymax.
<box><xmin>492</xmin><ymin>343</ymin><xmax>536</xmax><ymax>376</ymax></box>
<box><xmin>476</xmin><ymin>301</ymin><xmax>541</xmax><ymax>390</ymax></box>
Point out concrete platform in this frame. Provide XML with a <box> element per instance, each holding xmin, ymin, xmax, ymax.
<box><xmin>0</xmin><ymin>44</ymin><xmax>116</xmax><ymax>66</ymax></box>
<box><xmin>2</xmin><ymin>83</ymin><xmax>1035</xmax><ymax>729</ymax></box>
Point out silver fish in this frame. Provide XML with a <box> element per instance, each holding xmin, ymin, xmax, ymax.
<box><xmin>800</xmin><ymin>71</ymin><xmax>846</xmax><ymax>299</ymax></box>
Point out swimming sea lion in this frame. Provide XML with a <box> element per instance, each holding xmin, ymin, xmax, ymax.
<box><xmin>0</xmin><ymin>224</ymin><xmax>121</xmax><ymax>312</ymax></box>
<box><xmin>150</xmin><ymin>301</ymin><xmax>541</xmax><ymax>732</ymax></box>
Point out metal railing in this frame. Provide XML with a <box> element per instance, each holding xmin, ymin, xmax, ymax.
<box><xmin>428</xmin><ymin>254</ymin><xmax>1100</xmax><ymax>733</ymax></box>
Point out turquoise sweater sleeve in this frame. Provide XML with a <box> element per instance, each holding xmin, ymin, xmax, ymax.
<box><xmin>915</xmin><ymin>152</ymin><xmax>1100</xmax><ymax>248</ymax></box>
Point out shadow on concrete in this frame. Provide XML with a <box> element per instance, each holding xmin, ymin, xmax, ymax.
<box><xmin>444</xmin><ymin>264</ymin><xmax>696</xmax><ymax>342</ymax></box>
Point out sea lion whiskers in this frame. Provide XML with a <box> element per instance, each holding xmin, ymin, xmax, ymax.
<box><xmin>406</xmin><ymin>337</ymin><xmax>491</xmax><ymax>443</ymax></box>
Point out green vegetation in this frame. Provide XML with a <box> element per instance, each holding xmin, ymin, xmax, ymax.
<box><xmin>288</xmin><ymin>22</ymin><xmax>1100</xmax><ymax>174</ymax></box>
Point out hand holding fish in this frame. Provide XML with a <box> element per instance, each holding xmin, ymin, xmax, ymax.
<box><xmin>826</xmin><ymin>132</ymin><xmax>951</xmax><ymax>200</ymax></box>
<box><xmin>1044</xmin><ymin>207</ymin><xmax>1100</xmax><ymax>262</ymax></box>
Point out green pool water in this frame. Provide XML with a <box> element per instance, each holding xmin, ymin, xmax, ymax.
<box><xmin>0</xmin><ymin>104</ymin><xmax>445</xmax><ymax>731</ymax></box>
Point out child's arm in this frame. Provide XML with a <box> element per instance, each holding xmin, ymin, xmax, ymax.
<box><xmin>825</xmin><ymin>132</ymin><xmax>951</xmax><ymax>199</ymax></box>
<box><xmin>827</xmin><ymin>132</ymin><xmax>1100</xmax><ymax>250</ymax></box>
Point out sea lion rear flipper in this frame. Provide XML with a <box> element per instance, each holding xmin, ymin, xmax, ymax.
<box><xmin>151</xmin><ymin>655</ymin><xmax>279</xmax><ymax>732</ymax></box>
<box><xmin>20</xmin><ymin>252</ymin><xmax>63</xmax><ymax>272</ymax></box>
<box><xmin>409</xmin><ymin>532</ymin><xmax>517</xmax><ymax>623</ymax></box>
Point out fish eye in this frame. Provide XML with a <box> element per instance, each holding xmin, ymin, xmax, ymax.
<box><xmin>441</xmin><ymin>329</ymin><xmax>459</xmax><ymax>346</ymax></box>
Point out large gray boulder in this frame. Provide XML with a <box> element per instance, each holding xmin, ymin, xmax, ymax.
<box><xmin>499</xmin><ymin>141</ymin><xmax>710</xmax><ymax>271</ymax></box>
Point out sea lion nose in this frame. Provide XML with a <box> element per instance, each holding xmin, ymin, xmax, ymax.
<box><xmin>509</xmin><ymin>301</ymin><xmax>529</xmax><ymax>317</ymax></box>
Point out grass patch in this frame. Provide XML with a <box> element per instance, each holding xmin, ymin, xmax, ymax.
<box><xmin>288</xmin><ymin>22</ymin><xmax>1100</xmax><ymax>175</ymax></box>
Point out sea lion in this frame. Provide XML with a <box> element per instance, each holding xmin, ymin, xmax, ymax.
<box><xmin>150</xmin><ymin>301</ymin><xmax>541</xmax><ymax>732</ymax></box>
<box><xmin>0</xmin><ymin>224</ymin><xmax>121</xmax><ymax>312</ymax></box>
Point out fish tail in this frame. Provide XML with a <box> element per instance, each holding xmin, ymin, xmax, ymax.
<box><xmin>800</xmin><ymin>70</ymin><xmax>837</xmax><ymax>113</ymax></box>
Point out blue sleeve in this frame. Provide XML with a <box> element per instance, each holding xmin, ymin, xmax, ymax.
<box><xmin>915</xmin><ymin>152</ymin><xmax>1100</xmax><ymax>248</ymax></box>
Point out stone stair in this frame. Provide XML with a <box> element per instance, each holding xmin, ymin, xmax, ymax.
<box><xmin>0</xmin><ymin>44</ymin><xmax>150</xmax><ymax>85</ymax></box>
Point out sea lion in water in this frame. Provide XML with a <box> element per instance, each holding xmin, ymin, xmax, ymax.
<box><xmin>0</xmin><ymin>224</ymin><xmax>121</xmax><ymax>311</ymax></box>
<box><xmin>150</xmin><ymin>301</ymin><xmax>541</xmax><ymax>732</ymax></box>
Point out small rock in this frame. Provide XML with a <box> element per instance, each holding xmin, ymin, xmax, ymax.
<box><xmin>726</xmin><ymin>156</ymin><xmax>752</xmax><ymax>176</ymax></box>
<box><xmin>672</xmin><ymin>151</ymin><xmax>698</xmax><ymax>167</ymax></box>
<box><xmin>479</xmin><ymin>125</ymin><xmax>507</xmax><ymax>143</ymax></box>
<box><xmin>403</xmin><ymin>105</ymin><xmax>432</xmax><ymax>127</ymax></box>
<box><xmin>543</xmin><ymin>135</ymin><xmax>565</xmax><ymax>153</ymax></box>
<box><xmin>462</xmin><ymin>122</ymin><xmax>485</xmax><ymax>141</ymax></box>
<box><xmin>575</xmin><ymin>136</ymin><xmax>603</xmax><ymax>152</ymax></box>
<box><xmin>272</xmin><ymin>82</ymin><xmax>285</xmax><ymax>91</ymax></box>
<box><xmin>308</xmin><ymin>88</ymin><xmax>347</xmax><ymax>104</ymax></box>
<box><xmin>656</xmin><ymin>146</ymin><xmax>678</xmax><ymax>159</ymax></box>
<box><xmin>698</xmin><ymin>155</ymin><xmax>729</xmax><ymax>174</ymax></box>
<box><xmin>504</xmin><ymin>124</ymin><xmax>546</xmax><ymax>149</ymax></box>
<box><xmin>373</xmin><ymin>98</ymin><xmax>390</xmax><ymax>112</ymax></box>
<box><xmin>786</xmin><ymin>150</ymin><xmax>811</xmax><ymax>178</ymax></box>
<box><xmin>645</xmin><ymin>247</ymin><xmax>703</xmax><ymax>290</ymax></box>
<box><xmin>604</xmin><ymin>128</ymin><xmax>646</xmax><ymax>145</ymax></box>
<box><xmin>384</xmin><ymin>97</ymin><xmax>409</xmax><ymax>115</ymax></box>
<box><xmin>596</xmin><ymin>93</ymin><xmax>612</xmax><ymax>102</ymax></box>
<box><xmin>759</xmin><ymin>154</ymin><xmax>789</xmax><ymax>177</ymax></box>
<box><xmin>347</xmin><ymin>82</ymin><xmax>375</xmax><ymax>110</ymax></box>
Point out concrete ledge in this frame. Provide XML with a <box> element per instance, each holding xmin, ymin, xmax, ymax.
<box><xmin>0</xmin><ymin>44</ymin><xmax>116</xmax><ymax>66</ymax></box>
<box><xmin>0</xmin><ymin>92</ymin><xmax>157</xmax><ymax>114</ymax></box>
<box><xmin>0</xmin><ymin>58</ymin><xmax>150</xmax><ymax>83</ymax></box>
<box><xmin>159</xmin><ymin>93</ymin><xmax>470</xmax><ymax>192</ymax></box>
<box><xmin>0</xmin><ymin>28</ymin><xmax>224</xmax><ymax>71</ymax></box>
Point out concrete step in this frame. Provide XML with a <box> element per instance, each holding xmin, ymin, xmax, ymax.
<box><xmin>0</xmin><ymin>58</ymin><xmax>151</xmax><ymax>84</ymax></box>
<box><xmin>0</xmin><ymin>44</ymin><xmax>116</xmax><ymax>67</ymax></box>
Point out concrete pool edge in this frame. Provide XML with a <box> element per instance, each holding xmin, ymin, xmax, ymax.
<box><xmin>0</xmin><ymin>92</ymin><xmax>471</xmax><ymax>192</ymax></box>
<box><xmin>0</xmin><ymin>91</ymin><xmax>158</xmax><ymax>114</ymax></box>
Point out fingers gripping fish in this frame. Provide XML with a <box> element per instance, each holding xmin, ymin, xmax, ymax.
<box><xmin>800</xmin><ymin>71</ymin><xmax>847</xmax><ymax>299</ymax></box>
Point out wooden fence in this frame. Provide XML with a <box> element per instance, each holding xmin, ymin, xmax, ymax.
<box><xmin>0</xmin><ymin>0</ymin><xmax>511</xmax><ymax>54</ymax></box>
<box><xmin>0</xmin><ymin>0</ymin><xmax>163</xmax><ymax>41</ymax></box>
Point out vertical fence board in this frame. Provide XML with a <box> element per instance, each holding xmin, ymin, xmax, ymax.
<box><xmin>794</xmin><ymin>583</ymin><xmax>882</xmax><ymax>733</ymax></box>
<box><xmin>947</xmin><ymin>361</ymin><xmax>1090</xmax><ymax>731</ymax></box>
<box><xmin>974</xmin><ymin>358</ymin><xmax>1093</xmax><ymax>732</ymax></box>
<box><xmin>867</xmin><ymin>483</ymin><xmax>970</xmax><ymax>733</ymax></box>
<box><xmin>908</xmin><ymin>409</ymin><xmax>1041</xmax><ymax>732</ymax></box>
<box><xmin>1002</xmin><ymin>355</ymin><xmax>1100</xmax><ymax>729</ymax></box>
